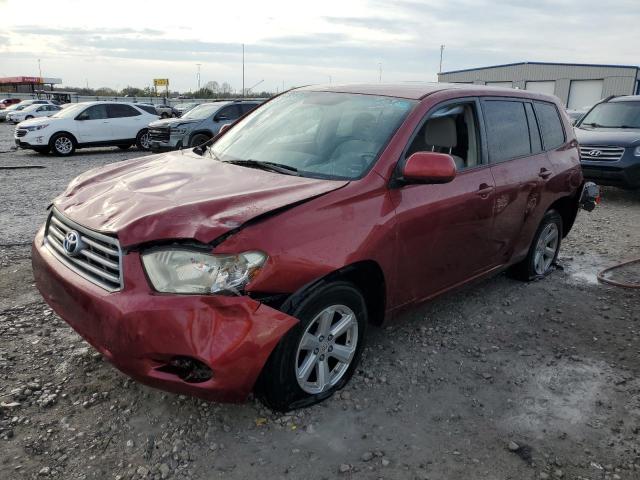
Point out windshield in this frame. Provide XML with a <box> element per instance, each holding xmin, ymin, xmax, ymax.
<box><xmin>579</xmin><ymin>102</ymin><xmax>640</xmax><ymax>128</ymax></box>
<box><xmin>210</xmin><ymin>91</ymin><xmax>416</xmax><ymax>180</ymax></box>
<box><xmin>181</xmin><ymin>104</ymin><xmax>222</xmax><ymax>120</ymax></box>
<box><xmin>51</xmin><ymin>103</ymin><xmax>87</xmax><ymax>118</ymax></box>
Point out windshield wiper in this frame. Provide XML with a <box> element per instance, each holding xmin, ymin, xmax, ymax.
<box><xmin>224</xmin><ymin>159</ymin><xmax>299</xmax><ymax>176</ymax></box>
<box><xmin>580</xmin><ymin>122</ymin><xmax>603</xmax><ymax>128</ymax></box>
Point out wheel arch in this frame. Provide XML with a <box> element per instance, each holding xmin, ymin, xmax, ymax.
<box><xmin>188</xmin><ymin>129</ymin><xmax>213</xmax><ymax>144</ymax></box>
<box><xmin>547</xmin><ymin>194</ymin><xmax>579</xmax><ymax>238</ymax></box>
<box><xmin>278</xmin><ymin>260</ymin><xmax>387</xmax><ymax>326</ymax></box>
<box><xmin>48</xmin><ymin>130</ymin><xmax>78</xmax><ymax>146</ymax></box>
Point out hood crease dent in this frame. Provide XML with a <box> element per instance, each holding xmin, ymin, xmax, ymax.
<box><xmin>54</xmin><ymin>151</ymin><xmax>348</xmax><ymax>248</ymax></box>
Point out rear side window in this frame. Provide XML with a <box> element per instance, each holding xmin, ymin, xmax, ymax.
<box><xmin>108</xmin><ymin>104</ymin><xmax>141</xmax><ymax>118</ymax></box>
<box><xmin>136</xmin><ymin>104</ymin><xmax>157</xmax><ymax>115</ymax></box>
<box><xmin>482</xmin><ymin>100</ymin><xmax>531</xmax><ymax>163</ymax></box>
<box><xmin>534</xmin><ymin>102</ymin><xmax>565</xmax><ymax>150</ymax></box>
<box><xmin>524</xmin><ymin>103</ymin><xmax>542</xmax><ymax>154</ymax></box>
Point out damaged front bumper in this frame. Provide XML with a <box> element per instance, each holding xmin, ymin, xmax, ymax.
<box><xmin>31</xmin><ymin>227</ymin><xmax>298</xmax><ymax>402</ymax></box>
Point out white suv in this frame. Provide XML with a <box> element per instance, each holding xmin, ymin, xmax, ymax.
<box><xmin>14</xmin><ymin>101</ymin><xmax>159</xmax><ymax>156</ymax></box>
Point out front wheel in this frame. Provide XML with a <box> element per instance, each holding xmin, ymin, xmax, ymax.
<box><xmin>25</xmin><ymin>115</ymin><xmax>33</xmax><ymax>120</ymax></box>
<box><xmin>136</xmin><ymin>129</ymin><xmax>150</xmax><ymax>150</ymax></box>
<box><xmin>160</xmin><ymin>112</ymin><xmax>169</xmax><ymax>119</ymax></box>
<box><xmin>257</xmin><ymin>281</ymin><xmax>368</xmax><ymax>412</ymax></box>
<box><xmin>511</xmin><ymin>210</ymin><xmax>563</xmax><ymax>280</ymax></box>
<box><xmin>190</xmin><ymin>133</ymin><xmax>210</xmax><ymax>148</ymax></box>
<box><xmin>50</xmin><ymin>133</ymin><xmax>76</xmax><ymax>156</ymax></box>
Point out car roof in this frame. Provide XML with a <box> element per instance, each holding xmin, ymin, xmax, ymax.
<box><xmin>297</xmin><ymin>82</ymin><xmax>558</xmax><ymax>101</ymax></box>
<box><xmin>609</xmin><ymin>95</ymin><xmax>640</xmax><ymax>103</ymax></box>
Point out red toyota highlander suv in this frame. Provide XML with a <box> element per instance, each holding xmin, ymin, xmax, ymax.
<box><xmin>32</xmin><ymin>83</ymin><xmax>588</xmax><ymax>411</ymax></box>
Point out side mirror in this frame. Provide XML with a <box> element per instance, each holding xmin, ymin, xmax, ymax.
<box><xmin>402</xmin><ymin>152</ymin><xmax>457</xmax><ymax>184</ymax></box>
<box><xmin>218</xmin><ymin>123</ymin><xmax>232</xmax><ymax>135</ymax></box>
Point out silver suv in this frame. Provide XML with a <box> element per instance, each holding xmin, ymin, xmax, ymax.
<box><xmin>148</xmin><ymin>100</ymin><xmax>262</xmax><ymax>151</ymax></box>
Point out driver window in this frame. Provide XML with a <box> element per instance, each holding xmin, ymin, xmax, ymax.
<box><xmin>77</xmin><ymin>105</ymin><xmax>108</xmax><ymax>120</ymax></box>
<box><xmin>406</xmin><ymin>102</ymin><xmax>480</xmax><ymax>171</ymax></box>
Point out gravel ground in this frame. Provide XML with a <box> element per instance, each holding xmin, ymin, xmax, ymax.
<box><xmin>1</xmin><ymin>121</ymin><xmax>639</xmax><ymax>480</ymax></box>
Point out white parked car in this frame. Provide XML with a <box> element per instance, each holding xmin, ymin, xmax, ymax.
<box><xmin>8</xmin><ymin>104</ymin><xmax>61</xmax><ymax>123</ymax></box>
<box><xmin>0</xmin><ymin>100</ymin><xmax>54</xmax><ymax>121</ymax></box>
<box><xmin>14</xmin><ymin>101</ymin><xmax>159</xmax><ymax>156</ymax></box>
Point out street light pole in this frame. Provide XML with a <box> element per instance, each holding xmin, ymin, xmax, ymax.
<box><xmin>439</xmin><ymin>45</ymin><xmax>445</xmax><ymax>74</ymax></box>
<box><xmin>38</xmin><ymin>59</ymin><xmax>42</xmax><ymax>79</ymax></box>
<box><xmin>242</xmin><ymin>44</ymin><xmax>245</xmax><ymax>98</ymax></box>
<box><xmin>196</xmin><ymin>63</ymin><xmax>201</xmax><ymax>91</ymax></box>
<box><xmin>378</xmin><ymin>63</ymin><xmax>382</xmax><ymax>83</ymax></box>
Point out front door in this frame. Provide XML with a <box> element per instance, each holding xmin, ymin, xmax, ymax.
<box><xmin>389</xmin><ymin>99</ymin><xmax>497</xmax><ymax>305</ymax></box>
<box><xmin>74</xmin><ymin>104</ymin><xmax>113</xmax><ymax>143</ymax></box>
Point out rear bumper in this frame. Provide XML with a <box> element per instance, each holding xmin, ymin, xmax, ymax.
<box><xmin>31</xmin><ymin>227</ymin><xmax>298</xmax><ymax>402</ymax></box>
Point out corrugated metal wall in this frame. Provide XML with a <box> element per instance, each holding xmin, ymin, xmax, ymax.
<box><xmin>438</xmin><ymin>63</ymin><xmax>638</xmax><ymax>106</ymax></box>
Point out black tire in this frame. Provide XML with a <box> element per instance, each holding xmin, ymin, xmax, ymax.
<box><xmin>50</xmin><ymin>133</ymin><xmax>76</xmax><ymax>156</ymax></box>
<box><xmin>118</xmin><ymin>144</ymin><xmax>132</xmax><ymax>150</ymax></box>
<box><xmin>136</xmin><ymin>129</ymin><xmax>150</xmax><ymax>150</ymax></box>
<box><xmin>160</xmin><ymin>112</ymin><xmax>169</xmax><ymax>119</ymax></box>
<box><xmin>510</xmin><ymin>210</ymin><xmax>563</xmax><ymax>281</ymax></box>
<box><xmin>257</xmin><ymin>281</ymin><xmax>368</xmax><ymax>412</ymax></box>
<box><xmin>190</xmin><ymin>133</ymin><xmax>211</xmax><ymax>148</ymax></box>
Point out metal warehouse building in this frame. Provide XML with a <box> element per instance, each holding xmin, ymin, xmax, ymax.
<box><xmin>438</xmin><ymin>62</ymin><xmax>640</xmax><ymax>110</ymax></box>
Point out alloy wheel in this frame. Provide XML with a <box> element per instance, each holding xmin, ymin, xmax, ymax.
<box><xmin>295</xmin><ymin>305</ymin><xmax>358</xmax><ymax>394</ymax></box>
<box><xmin>533</xmin><ymin>223</ymin><xmax>559</xmax><ymax>275</ymax></box>
<box><xmin>54</xmin><ymin>136</ymin><xmax>73</xmax><ymax>155</ymax></box>
<box><xmin>139</xmin><ymin>132</ymin><xmax>150</xmax><ymax>149</ymax></box>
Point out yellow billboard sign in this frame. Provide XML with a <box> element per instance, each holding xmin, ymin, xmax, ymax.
<box><xmin>153</xmin><ymin>78</ymin><xmax>169</xmax><ymax>87</ymax></box>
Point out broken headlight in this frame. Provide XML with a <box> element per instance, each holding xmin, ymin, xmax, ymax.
<box><xmin>142</xmin><ymin>249</ymin><xmax>267</xmax><ymax>294</ymax></box>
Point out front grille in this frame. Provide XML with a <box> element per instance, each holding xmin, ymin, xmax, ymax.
<box><xmin>579</xmin><ymin>145</ymin><xmax>625</xmax><ymax>162</ymax></box>
<box><xmin>149</xmin><ymin>127</ymin><xmax>170</xmax><ymax>142</ymax></box>
<box><xmin>44</xmin><ymin>209</ymin><xmax>123</xmax><ymax>292</ymax></box>
<box><xmin>15</xmin><ymin>128</ymin><xmax>27</xmax><ymax>137</ymax></box>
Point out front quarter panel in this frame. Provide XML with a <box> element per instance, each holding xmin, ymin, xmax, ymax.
<box><xmin>214</xmin><ymin>176</ymin><xmax>399</xmax><ymax>307</ymax></box>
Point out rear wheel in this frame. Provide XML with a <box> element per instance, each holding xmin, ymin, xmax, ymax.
<box><xmin>257</xmin><ymin>281</ymin><xmax>367</xmax><ymax>412</ymax></box>
<box><xmin>190</xmin><ymin>133</ymin><xmax>210</xmax><ymax>148</ymax></box>
<box><xmin>136</xmin><ymin>129</ymin><xmax>150</xmax><ymax>150</ymax></box>
<box><xmin>50</xmin><ymin>133</ymin><xmax>75</xmax><ymax>156</ymax></box>
<box><xmin>511</xmin><ymin>210</ymin><xmax>562</xmax><ymax>280</ymax></box>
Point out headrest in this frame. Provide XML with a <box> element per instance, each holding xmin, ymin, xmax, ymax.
<box><xmin>424</xmin><ymin>116</ymin><xmax>457</xmax><ymax>148</ymax></box>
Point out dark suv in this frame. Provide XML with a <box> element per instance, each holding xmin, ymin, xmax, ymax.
<box><xmin>575</xmin><ymin>95</ymin><xmax>640</xmax><ymax>189</ymax></box>
<box><xmin>148</xmin><ymin>100</ymin><xmax>262</xmax><ymax>151</ymax></box>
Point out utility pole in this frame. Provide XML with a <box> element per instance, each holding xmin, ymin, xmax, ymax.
<box><xmin>38</xmin><ymin>59</ymin><xmax>42</xmax><ymax>79</ymax></box>
<box><xmin>196</xmin><ymin>63</ymin><xmax>201</xmax><ymax>91</ymax></box>
<box><xmin>242</xmin><ymin>44</ymin><xmax>245</xmax><ymax>98</ymax></box>
<box><xmin>378</xmin><ymin>62</ymin><xmax>382</xmax><ymax>83</ymax></box>
<box><xmin>328</xmin><ymin>75</ymin><xmax>332</xmax><ymax>84</ymax></box>
<box><xmin>439</xmin><ymin>45</ymin><xmax>445</xmax><ymax>74</ymax></box>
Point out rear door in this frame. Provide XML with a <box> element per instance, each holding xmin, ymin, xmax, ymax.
<box><xmin>73</xmin><ymin>104</ymin><xmax>113</xmax><ymax>143</ymax></box>
<box><xmin>107</xmin><ymin>104</ymin><xmax>144</xmax><ymax>141</ymax></box>
<box><xmin>480</xmin><ymin>98</ymin><xmax>553</xmax><ymax>265</ymax></box>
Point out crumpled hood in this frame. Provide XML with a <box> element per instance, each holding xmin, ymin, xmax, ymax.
<box><xmin>575</xmin><ymin>127</ymin><xmax>640</xmax><ymax>147</ymax></box>
<box><xmin>149</xmin><ymin>118</ymin><xmax>200</xmax><ymax>128</ymax></box>
<box><xmin>54</xmin><ymin>151</ymin><xmax>348</xmax><ymax>247</ymax></box>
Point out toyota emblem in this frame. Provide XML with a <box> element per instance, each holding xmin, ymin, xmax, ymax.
<box><xmin>588</xmin><ymin>150</ymin><xmax>602</xmax><ymax>157</ymax></box>
<box><xmin>63</xmin><ymin>230</ymin><xmax>83</xmax><ymax>256</ymax></box>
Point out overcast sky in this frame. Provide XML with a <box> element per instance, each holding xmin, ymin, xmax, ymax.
<box><xmin>1</xmin><ymin>0</ymin><xmax>638</xmax><ymax>93</ymax></box>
